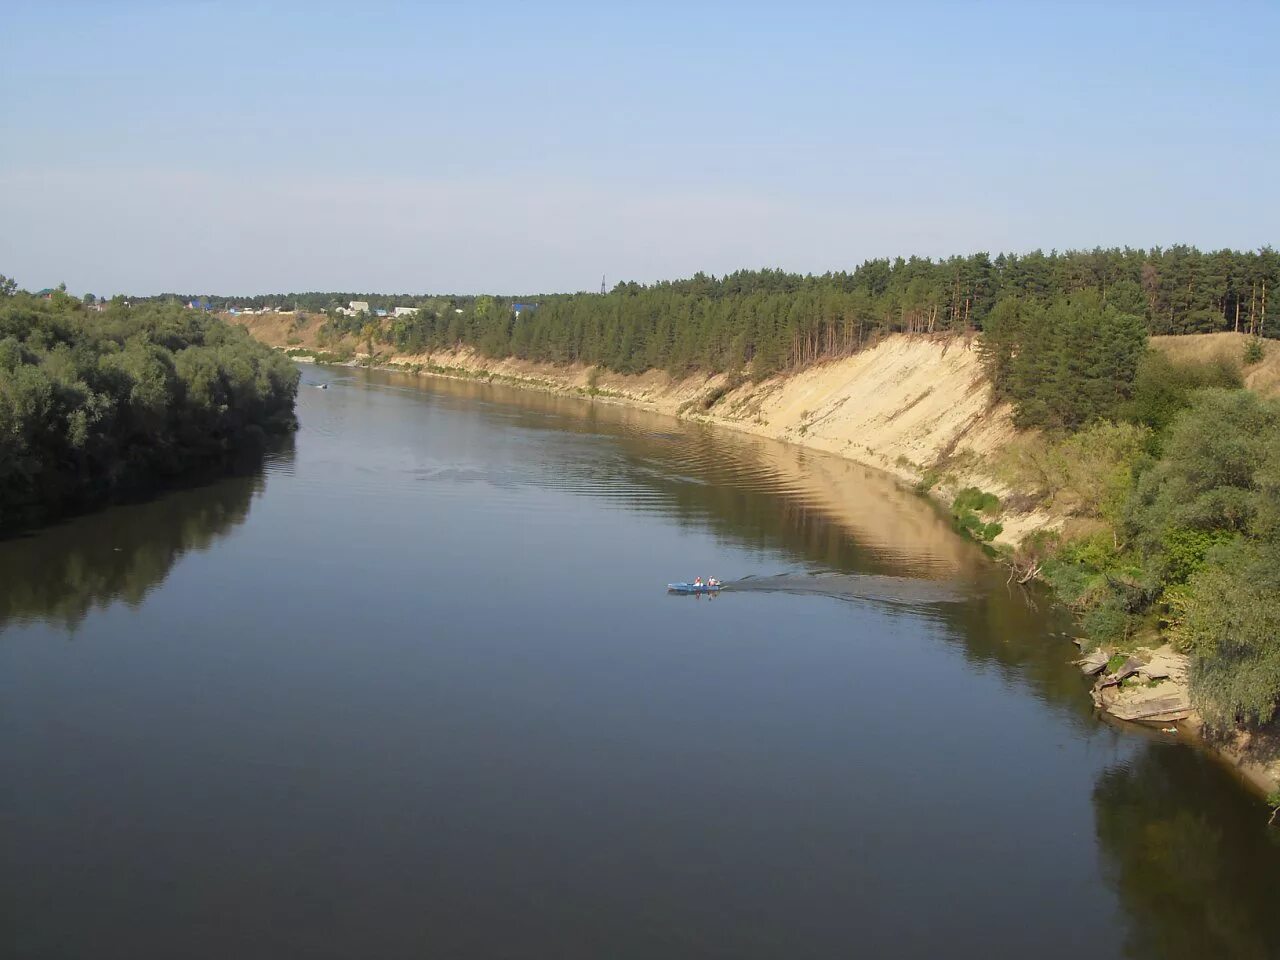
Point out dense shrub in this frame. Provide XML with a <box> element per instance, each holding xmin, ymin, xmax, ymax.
<box><xmin>0</xmin><ymin>291</ymin><xmax>299</xmax><ymax>533</ymax></box>
<box><xmin>950</xmin><ymin>487</ymin><xmax>1002</xmax><ymax>541</ymax></box>
<box><xmin>1038</xmin><ymin>389</ymin><xmax>1280</xmax><ymax>731</ymax></box>
<box><xmin>1171</xmin><ymin>540</ymin><xmax>1280</xmax><ymax>728</ymax></box>
<box><xmin>1120</xmin><ymin>350</ymin><xmax>1242</xmax><ymax>438</ymax></box>
<box><xmin>996</xmin><ymin>420</ymin><xmax>1150</xmax><ymax>523</ymax></box>
<box><xmin>1126</xmin><ymin>390</ymin><xmax>1280</xmax><ymax>554</ymax></box>
<box><xmin>1244</xmin><ymin>337</ymin><xmax>1265</xmax><ymax>366</ymax></box>
<box><xmin>953</xmin><ymin>487</ymin><xmax>1000</xmax><ymax>514</ymax></box>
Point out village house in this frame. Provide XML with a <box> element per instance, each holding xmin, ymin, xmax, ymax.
<box><xmin>336</xmin><ymin>300</ymin><xmax>371</xmax><ymax>317</ymax></box>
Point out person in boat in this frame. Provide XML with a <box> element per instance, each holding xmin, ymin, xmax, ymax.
<box><xmin>694</xmin><ymin>577</ymin><xmax>703</xmax><ymax>587</ymax></box>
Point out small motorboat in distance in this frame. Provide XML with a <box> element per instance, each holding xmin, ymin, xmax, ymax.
<box><xmin>667</xmin><ymin>580</ymin><xmax>723</xmax><ymax>595</ymax></box>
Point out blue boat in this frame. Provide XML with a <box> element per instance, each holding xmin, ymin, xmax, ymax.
<box><xmin>667</xmin><ymin>581</ymin><xmax>722</xmax><ymax>594</ymax></box>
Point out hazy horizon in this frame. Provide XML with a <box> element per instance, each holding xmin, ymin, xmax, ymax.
<box><xmin>12</xmin><ymin>239</ymin><xmax>1280</xmax><ymax>303</ymax></box>
<box><xmin>3</xmin><ymin>1</ymin><xmax>1277</xmax><ymax>297</ymax></box>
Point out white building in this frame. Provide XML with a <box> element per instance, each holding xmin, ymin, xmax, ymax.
<box><xmin>392</xmin><ymin>306</ymin><xmax>418</xmax><ymax>318</ymax></box>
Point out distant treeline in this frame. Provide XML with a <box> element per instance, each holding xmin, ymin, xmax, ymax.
<box><xmin>134</xmin><ymin>292</ymin><xmax>479</xmax><ymax>314</ymax></box>
<box><xmin>315</xmin><ymin>246</ymin><xmax>1278</xmax><ymax>381</ymax></box>
<box><xmin>0</xmin><ymin>283</ymin><xmax>299</xmax><ymax>534</ymax></box>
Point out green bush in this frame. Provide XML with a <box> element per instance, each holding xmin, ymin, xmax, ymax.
<box><xmin>914</xmin><ymin>468</ymin><xmax>942</xmax><ymax>493</ymax></box>
<box><xmin>953</xmin><ymin>487</ymin><xmax>1000</xmax><ymax>515</ymax></box>
<box><xmin>995</xmin><ymin>420</ymin><xmax>1149</xmax><ymax>523</ymax></box>
<box><xmin>1156</xmin><ymin>527</ymin><xmax>1235</xmax><ymax>584</ymax></box>
<box><xmin>950</xmin><ymin>487</ymin><xmax>1002</xmax><ymax>541</ymax></box>
<box><xmin>0</xmin><ymin>294</ymin><xmax>298</xmax><ymax>533</ymax></box>
<box><xmin>1244</xmin><ymin>337</ymin><xmax>1265</xmax><ymax>366</ymax></box>
<box><xmin>1084</xmin><ymin>601</ymin><xmax>1131</xmax><ymax>647</ymax></box>
<box><xmin>1126</xmin><ymin>389</ymin><xmax>1280</xmax><ymax>556</ymax></box>
<box><xmin>1172</xmin><ymin>540</ymin><xmax>1280</xmax><ymax>728</ymax></box>
<box><xmin>955</xmin><ymin>511</ymin><xmax>1002</xmax><ymax>542</ymax></box>
<box><xmin>1120</xmin><ymin>350</ymin><xmax>1242</xmax><ymax>437</ymax></box>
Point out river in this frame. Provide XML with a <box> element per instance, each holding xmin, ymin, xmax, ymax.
<box><xmin>3</xmin><ymin>365</ymin><xmax>1278</xmax><ymax>959</ymax></box>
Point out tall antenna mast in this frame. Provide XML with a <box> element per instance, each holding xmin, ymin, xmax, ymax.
<box><xmin>600</xmin><ymin>275</ymin><xmax>606</xmax><ymax>295</ymax></box>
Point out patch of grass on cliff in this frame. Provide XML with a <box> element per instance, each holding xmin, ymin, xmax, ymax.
<box><xmin>575</xmin><ymin>385</ymin><xmax>623</xmax><ymax>399</ymax></box>
<box><xmin>914</xmin><ymin>468</ymin><xmax>942</xmax><ymax>494</ymax></box>
<box><xmin>701</xmin><ymin>377</ymin><xmax>742</xmax><ymax>411</ymax></box>
<box><xmin>951</xmin><ymin>487</ymin><xmax>1003</xmax><ymax>542</ymax></box>
<box><xmin>420</xmin><ymin>362</ymin><xmax>484</xmax><ymax>379</ymax></box>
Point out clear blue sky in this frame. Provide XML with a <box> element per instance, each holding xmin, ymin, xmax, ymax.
<box><xmin>2</xmin><ymin>0</ymin><xmax>1276</xmax><ymax>296</ymax></box>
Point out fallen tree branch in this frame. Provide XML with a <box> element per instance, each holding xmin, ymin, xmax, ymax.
<box><xmin>1005</xmin><ymin>558</ymin><xmax>1042</xmax><ymax>586</ymax></box>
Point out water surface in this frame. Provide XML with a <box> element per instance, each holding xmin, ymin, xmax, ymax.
<box><xmin>3</xmin><ymin>366</ymin><xmax>1278</xmax><ymax>959</ymax></box>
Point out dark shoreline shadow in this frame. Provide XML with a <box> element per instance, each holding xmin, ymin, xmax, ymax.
<box><xmin>0</xmin><ymin>436</ymin><xmax>295</xmax><ymax>632</ymax></box>
<box><xmin>1092</xmin><ymin>745</ymin><xmax>1280</xmax><ymax>959</ymax></box>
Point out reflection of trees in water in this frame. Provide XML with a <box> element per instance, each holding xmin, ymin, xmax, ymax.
<box><xmin>934</xmin><ymin>587</ymin><xmax>1098</xmax><ymax>722</ymax></box>
<box><xmin>1093</xmin><ymin>746</ymin><xmax>1280</xmax><ymax>960</ymax></box>
<box><xmin>0</xmin><ymin>440</ymin><xmax>293</xmax><ymax>631</ymax></box>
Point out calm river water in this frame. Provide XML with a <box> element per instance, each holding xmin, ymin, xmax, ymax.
<box><xmin>3</xmin><ymin>366</ymin><xmax>1278</xmax><ymax>959</ymax></box>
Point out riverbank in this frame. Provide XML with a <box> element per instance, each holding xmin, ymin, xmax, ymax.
<box><xmin>234</xmin><ymin>313</ymin><xmax>1049</xmax><ymax>544</ymax></box>
<box><xmin>233</xmin><ymin>313</ymin><xmax>1280</xmax><ymax>800</ymax></box>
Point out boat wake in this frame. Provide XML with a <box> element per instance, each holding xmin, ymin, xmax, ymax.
<box><xmin>719</xmin><ymin>572</ymin><xmax>965</xmax><ymax>605</ymax></box>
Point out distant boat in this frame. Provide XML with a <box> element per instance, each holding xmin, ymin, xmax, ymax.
<box><xmin>667</xmin><ymin>581</ymin><xmax>722</xmax><ymax>595</ymax></box>
<box><xmin>314</xmin><ymin>383</ymin><xmax>329</xmax><ymax>390</ymax></box>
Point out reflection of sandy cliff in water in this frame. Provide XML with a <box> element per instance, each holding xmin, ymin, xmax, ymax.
<box><xmin>711</xmin><ymin>431</ymin><xmax>987</xmax><ymax>577</ymax></box>
<box><xmin>375</xmin><ymin>369</ymin><xmax>985</xmax><ymax>579</ymax></box>
<box><xmin>0</xmin><ymin>441</ymin><xmax>292</xmax><ymax>631</ymax></box>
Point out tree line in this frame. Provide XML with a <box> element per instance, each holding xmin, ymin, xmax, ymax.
<box><xmin>333</xmin><ymin>246</ymin><xmax>1276</xmax><ymax>381</ymax></box>
<box><xmin>0</xmin><ymin>284</ymin><xmax>299</xmax><ymax>534</ymax></box>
